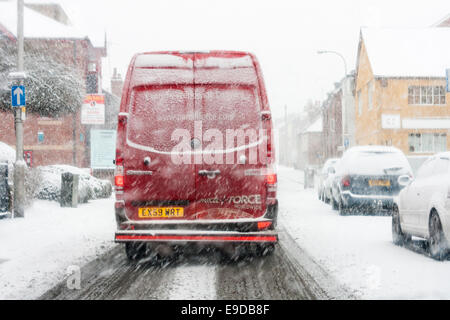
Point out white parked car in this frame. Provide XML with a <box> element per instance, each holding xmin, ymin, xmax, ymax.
<box><xmin>393</xmin><ymin>152</ymin><xmax>450</xmax><ymax>260</ymax></box>
<box><xmin>317</xmin><ymin>158</ymin><xmax>339</xmax><ymax>202</ymax></box>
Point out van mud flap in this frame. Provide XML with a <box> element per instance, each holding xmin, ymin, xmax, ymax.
<box><xmin>115</xmin><ymin>230</ymin><xmax>278</xmax><ymax>243</ymax></box>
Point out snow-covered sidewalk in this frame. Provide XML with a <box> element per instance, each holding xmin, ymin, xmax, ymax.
<box><xmin>0</xmin><ymin>197</ymin><xmax>116</xmax><ymax>299</ymax></box>
<box><xmin>278</xmin><ymin>165</ymin><xmax>450</xmax><ymax>299</ymax></box>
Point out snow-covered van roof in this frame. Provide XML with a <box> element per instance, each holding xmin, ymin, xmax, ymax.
<box><xmin>134</xmin><ymin>51</ymin><xmax>254</xmax><ymax>69</ymax></box>
<box><xmin>0</xmin><ymin>1</ymin><xmax>87</xmax><ymax>40</ymax></box>
<box><xmin>360</xmin><ymin>27</ymin><xmax>450</xmax><ymax>78</ymax></box>
<box><xmin>131</xmin><ymin>51</ymin><xmax>259</xmax><ymax>86</ymax></box>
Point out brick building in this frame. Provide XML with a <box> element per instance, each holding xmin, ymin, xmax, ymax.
<box><xmin>298</xmin><ymin>117</ymin><xmax>324</xmax><ymax>169</ymax></box>
<box><xmin>321</xmin><ymin>73</ymin><xmax>355</xmax><ymax>161</ymax></box>
<box><xmin>322</xmin><ymin>86</ymin><xmax>343</xmax><ymax>160</ymax></box>
<box><xmin>354</xmin><ymin>27</ymin><xmax>450</xmax><ymax>155</ymax></box>
<box><xmin>0</xmin><ymin>1</ymin><xmax>107</xmax><ymax>167</ymax></box>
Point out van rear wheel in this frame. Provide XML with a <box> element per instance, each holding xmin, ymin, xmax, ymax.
<box><xmin>125</xmin><ymin>242</ymin><xmax>147</xmax><ymax>261</ymax></box>
<box><xmin>257</xmin><ymin>243</ymin><xmax>275</xmax><ymax>256</ymax></box>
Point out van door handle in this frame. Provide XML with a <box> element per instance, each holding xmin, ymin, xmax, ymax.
<box><xmin>198</xmin><ymin>170</ymin><xmax>221</xmax><ymax>178</ymax></box>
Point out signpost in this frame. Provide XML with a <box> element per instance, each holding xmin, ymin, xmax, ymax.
<box><xmin>81</xmin><ymin>94</ymin><xmax>105</xmax><ymax>125</ymax></box>
<box><xmin>9</xmin><ymin>0</ymin><xmax>26</xmax><ymax>218</ymax></box>
<box><xmin>381</xmin><ymin>114</ymin><xmax>401</xmax><ymax>129</ymax></box>
<box><xmin>90</xmin><ymin>130</ymin><xmax>117</xmax><ymax>169</ymax></box>
<box><xmin>11</xmin><ymin>85</ymin><xmax>25</xmax><ymax>107</ymax></box>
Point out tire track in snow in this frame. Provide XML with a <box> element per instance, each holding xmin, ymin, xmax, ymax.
<box><xmin>39</xmin><ymin>245</ymin><xmax>173</xmax><ymax>300</ymax></box>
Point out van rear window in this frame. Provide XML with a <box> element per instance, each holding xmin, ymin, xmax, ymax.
<box><xmin>127</xmin><ymin>84</ymin><xmax>261</xmax><ymax>152</ymax></box>
<box><xmin>198</xmin><ymin>85</ymin><xmax>261</xmax><ymax>148</ymax></box>
<box><xmin>127</xmin><ymin>85</ymin><xmax>194</xmax><ymax>152</ymax></box>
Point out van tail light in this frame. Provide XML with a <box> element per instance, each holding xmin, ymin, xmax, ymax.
<box><xmin>266</xmin><ymin>172</ymin><xmax>277</xmax><ymax>185</ymax></box>
<box><xmin>257</xmin><ymin>221</ymin><xmax>272</xmax><ymax>230</ymax></box>
<box><xmin>265</xmin><ymin>168</ymin><xmax>277</xmax><ymax>205</ymax></box>
<box><xmin>342</xmin><ymin>176</ymin><xmax>351</xmax><ymax>188</ymax></box>
<box><xmin>115</xmin><ymin>157</ymin><xmax>124</xmax><ymax>188</ymax></box>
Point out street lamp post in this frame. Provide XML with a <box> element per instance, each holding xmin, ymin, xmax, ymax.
<box><xmin>317</xmin><ymin>50</ymin><xmax>347</xmax><ymax>76</ymax></box>
<box><xmin>317</xmin><ymin>50</ymin><xmax>349</xmax><ymax>155</ymax></box>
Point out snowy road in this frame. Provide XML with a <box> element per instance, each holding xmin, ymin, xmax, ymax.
<box><xmin>2</xmin><ymin>165</ymin><xmax>449</xmax><ymax>300</ymax></box>
<box><xmin>39</xmin><ymin>227</ymin><xmax>351</xmax><ymax>300</ymax></box>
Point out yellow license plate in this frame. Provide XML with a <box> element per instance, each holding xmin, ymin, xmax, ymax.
<box><xmin>368</xmin><ymin>180</ymin><xmax>390</xmax><ymax>187</ymax></box>
<box><xmin>138</xmin><ymin>207</ymin><xmax>184</xmax><ymax>218</ymax></box>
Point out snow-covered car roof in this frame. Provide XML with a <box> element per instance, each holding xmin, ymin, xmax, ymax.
<box><xmin>433</xmin><ymin>151</ymin><xmax>450</xmax><ymax>159</ymax></box>
<box><xmin>338</xmin><ymin>145</ymin><xmax>412</xmax><ymax>176</ymax></box>
<box><xmin>344</xmin><ymin>145</ymin><xmax>403</xmax><ymax>154</ymax></box>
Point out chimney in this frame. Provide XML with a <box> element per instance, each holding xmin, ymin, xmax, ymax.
<box><xmin>111</xmin><ymin>68</ymin><xmax>123</xmax><ymax>98</ymax></box>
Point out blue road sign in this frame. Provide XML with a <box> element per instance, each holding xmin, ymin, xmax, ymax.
<box><xmin>11</xmin><ymin>85</ymin><xmax>25</xmax><ymax>107</ymax></box>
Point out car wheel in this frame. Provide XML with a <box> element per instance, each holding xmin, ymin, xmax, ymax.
<box><xmin>428</xmin><ymin>211</ymin><xmax>448</xmax><ymax>261</ymax></box>
<box><xmin>338</xmin><ymin>198</ymin><xmax>348</xmax><ymax>216</ymax></box>
<box><xmin>331</xmin><ymin>196</ymin><xmax>338</xmax><ymax>210</ymax></box>
<box><xmin>392</xmin><ymin>206</ymin><xmax>411</xmax><ymax>246</ymax></box>
<box><xmin>125</xmin><ymin>242</ymin><xmax>147</xmax><ymax>261</ymax></box>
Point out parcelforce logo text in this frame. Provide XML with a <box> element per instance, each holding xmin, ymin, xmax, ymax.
<box><xmin>198</xmin><ymin>194</ymin><xmax>262</xmax><ymax>206</ymax></box>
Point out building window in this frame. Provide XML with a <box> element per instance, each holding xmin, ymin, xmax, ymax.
<box><xmin>330</xmin><ymin>119</ymin><xmax>335</xmax><ymax>132</ymax></box>
<box><xmin>408</xmin><ymin>133</ymin><xmax>447</xmax><ymax>153</ymax></box>
<box><xmin>368</xmin><ymin>80</ymin><xmax>374</xmax><ymax>110</ymax></box>
<box><xmin>408</xmin><ymin>86</ymin><xmax>446</xmax><ymax>105</ymax></box>
<box><xmin>358</xmin><ymin>90</ymin><xmax>362</xmax><ymax>116</ymax></box>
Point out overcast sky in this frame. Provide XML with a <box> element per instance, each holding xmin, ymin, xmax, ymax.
<box><xmin>54</xmin><ymin>0</ymin><xmax>450</xmax><ymax>119</ymax></box>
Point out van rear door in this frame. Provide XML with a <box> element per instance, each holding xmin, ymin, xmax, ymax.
<box><xmin>123</xmin><ymin>54</ymin><xmax>197</xmax><ymax>221</ymax></box>
<box><xmin>192</xmin><ymin>54</ymin><xmax>267</xmax><ymax>220</ymax></box>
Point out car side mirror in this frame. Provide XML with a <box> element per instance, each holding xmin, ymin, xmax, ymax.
<box><xmin>398</xmin><ymin>175</ymin><xmax>412</xmax><ymax>187</ymax></box>
<box><xmin>328</xmin><ymin>167</ymin><xmax>335</xmax><ymax>174</ymax></box>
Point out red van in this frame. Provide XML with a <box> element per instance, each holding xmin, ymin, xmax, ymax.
<box><xmin>113</xmin><ymin>51</ymin><xmax>278</xmax><ymax>260</ymax></box>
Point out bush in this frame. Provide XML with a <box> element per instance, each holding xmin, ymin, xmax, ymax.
<box><xmin>34</xmin><ymin>165</ymin><xmax>112</xmax><ymax>203</ymax></box>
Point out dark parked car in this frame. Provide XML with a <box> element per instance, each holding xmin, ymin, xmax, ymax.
<box><xmin>330</xmin><ymin>146</ymin><xmax>412</xmax><ymax>215</ymax></box>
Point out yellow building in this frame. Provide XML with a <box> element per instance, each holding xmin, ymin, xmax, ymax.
<box><xmin>355</xmin><ymin>27</ymin><xmax>450</xmax><ymax>155</ymax></box>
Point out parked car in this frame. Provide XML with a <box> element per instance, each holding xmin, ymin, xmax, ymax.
<box><xmin>322</xmin><ymin>159</ymin><xmax>340</xmax><ymax>204</ymax></box>
<box><xmin>114</xmin><ymin>51</ymin><xmax>278</xmax><ymax>260</ymax></box>
<box><xmin>330</xmin><ymin>146</ymin><xmax>412</xmax><ymax>215</ymax></box>
<box><xmin>317</xmin><ymin>158</ymin><xmax>339</xmax><ymax>202</ymax></box>
<box><xmin>392</xmin><ymin>152</ymin><xmax>450</xmax><ymax>260</ymax></box>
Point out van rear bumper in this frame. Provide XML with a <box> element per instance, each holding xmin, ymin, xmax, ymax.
<box><xmin>114</xmin><ymin>229</ymin><xmax>278</xmax><ymax>243</ymax></box>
